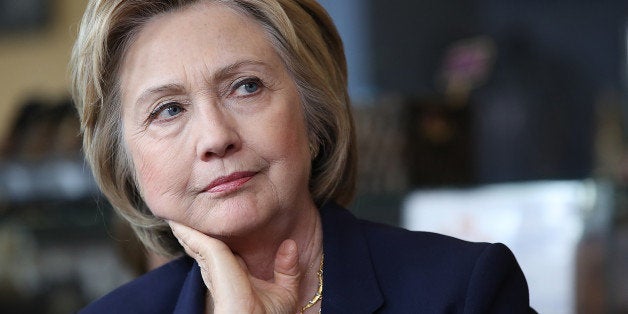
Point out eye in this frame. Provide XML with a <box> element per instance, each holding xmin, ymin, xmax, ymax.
<box><xmin>148</xmin><ymin>102</ymin><xmax>186</xmax><ymax>122</ymax></box>
<box><xmin>233</xmin><ymin>78</ymin><xmax>263</xmax><ymax>97</ymax></box>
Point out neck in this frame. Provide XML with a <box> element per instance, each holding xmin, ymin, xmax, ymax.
<box><xmin>219</xmin><ymin>199</ymin><xmax>324</xmax><ymax>303</ymax></box>
<box><xmin>218</xmin><ymin>199</ymin><xmax>324</xmax><ymax>312</ymax></box>
<box><xmin>213</xmin><ymin>201</ymin><xmax>323</xmax><ymax>312</ymax></box>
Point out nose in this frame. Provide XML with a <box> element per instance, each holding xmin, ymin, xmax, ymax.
<box><xmin>195</xmin><ymin>105</ymin><xmax>241</xmax><ymax>161</ymax></box>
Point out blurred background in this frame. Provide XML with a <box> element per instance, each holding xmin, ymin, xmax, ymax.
<box><xmin>0</xmin><ymin>0</ymin><xmax>627</xmax><ymax>313</ymax></box>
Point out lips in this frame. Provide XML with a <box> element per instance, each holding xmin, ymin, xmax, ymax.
<box><xmin>205</xmin><ymin>171</ymin><xmax>256</xmax><ymax>194</ymax></box>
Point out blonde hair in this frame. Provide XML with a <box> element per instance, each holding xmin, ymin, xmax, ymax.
<box><xmin>70</xmin><ymin>0</ymin><xmax>356</xmax><ymax>256</ymax></box>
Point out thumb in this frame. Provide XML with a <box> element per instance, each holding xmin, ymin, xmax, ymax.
<box><xmin>273</xmin><ymin>239</ymin><xmax>300</xmax><ymax>293</ymax></box>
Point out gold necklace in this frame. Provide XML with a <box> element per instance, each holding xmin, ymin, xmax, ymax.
<box><xmin>300</xmin><ymin>254</ymin><xmax>323</xmax><ymax>313</ymax></box>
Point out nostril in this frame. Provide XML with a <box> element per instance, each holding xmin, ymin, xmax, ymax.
<box><xmin>201</xmin><ymin>143</ymin><xmax>236</xmax><ymax>160</ymax></box>
<box><xmin>203</xmin><ymin>151</ymin><xmax>212</xmax><ymax>160</ymax></box>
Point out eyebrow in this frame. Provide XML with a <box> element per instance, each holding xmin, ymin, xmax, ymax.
<box><xmin>135</xmin><ymin>83</ymin><xmax>186</xmax><ymax>109</ymax></box>
<box><xmin>213</xmin><ymin>60</ymin><xmax>268</xmax><ymax>82</ymax></box>
<box><xmin>134</xmin><ymin>60</ymin><xmax>270</xmax><ymax>108</ymax></box>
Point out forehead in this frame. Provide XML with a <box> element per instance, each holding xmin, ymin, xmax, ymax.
<box><xmin>119</xmin><ymin>1</ymin><xmax>281</xmax><ymax>95</ymax></box>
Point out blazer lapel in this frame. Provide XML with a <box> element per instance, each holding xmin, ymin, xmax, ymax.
<box><xmin>173</xmin><ymin>260</ymin><xmax>206</xmax><ymax>314</ymax></box>
<box><xmin>321</xmin><ymin>203</ymin><xmax>384</xmax><ymax>313</ymax></box>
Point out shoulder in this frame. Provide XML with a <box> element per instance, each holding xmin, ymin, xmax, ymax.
<box><xmin>359</xmin><ymin>218</ymin><xmax>532</xmax><ymax>313</ymax></box>
<box><xmin>360</xmin><ymin>218</ymin><xmax>490</xmax><ymax>273</ymax></box>
<box><xmin>358</xmin><ymin>219</ymin><xmax>487</xmax><ymax>288</ymax></box>
<box><xmin>323</xmin><ymin>202</ymin><xmax>496</xmax><ymax>275</ymax></box>
<box><xmin>79</xmin><ymin>256</ymin><xmax>195</xmax><ymax>314</ymax></box>
<box><xmin>321</xmin><ymin>202</ymin><xmax>533</xmax><ymax>313</ymax></box>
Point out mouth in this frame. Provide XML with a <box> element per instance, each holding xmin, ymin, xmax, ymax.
<box><xmin>204</xmin><ymin>171</ymin><xmax>257</xmax><ymax>194</ymax></box>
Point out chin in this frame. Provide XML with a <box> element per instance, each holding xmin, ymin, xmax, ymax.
<box><xmin>190</xmin><ymin>194</ymin><xmax>278</xmax><ymax>237</ymax></box>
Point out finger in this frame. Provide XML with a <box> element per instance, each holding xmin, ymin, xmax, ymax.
<box><xmin>234</xmin><ymin>254</ymin><xmax>249</xmax><ymax>272</ymax></box>
<box><xmin>168</xmin><ymin>220</ymin><xmax>232</xmax><ymax>258</ymax></box>
<box><xmin>168</xmin><ymin>221</ymin><xmax>252</xmax><ymax>305</ymax></box>
<box><xmin>273</xmin><ymin>239</ymin><xmax>300</xmax><ymax>294</ymax></box>
<box><xmin>168</xmin><ymin>221</ymin><xmax>227</xmax><ymax>263</ymax></box>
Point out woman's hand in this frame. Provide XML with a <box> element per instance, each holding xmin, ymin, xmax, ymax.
<box><xmin>168</xmin><ymin>221</ymin><xmax>301</xmax><ymax>314</ymax></box>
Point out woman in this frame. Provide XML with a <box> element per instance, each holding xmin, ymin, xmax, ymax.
<box><xmin>71</xmin><ymin>0</ymin><xmax>535</xmax><ymax>313</ymax></box>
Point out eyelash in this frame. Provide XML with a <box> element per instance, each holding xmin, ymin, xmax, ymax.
<box><xmin>146</xmin><ymin>101</ymin><xmax>186</xmax><ymax>124</ymax></box>
<box><xmin>231</xmin><ymin>77</ymin><xmax>264</xmax><ymax>97</ymax></box>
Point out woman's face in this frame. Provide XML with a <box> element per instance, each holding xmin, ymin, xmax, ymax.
<box><xmin>119</xmin><ymin>2</ymin><xmax>313</xmax><ymax>237</ymax></box>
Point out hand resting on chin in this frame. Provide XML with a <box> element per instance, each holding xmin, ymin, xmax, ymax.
<box><xmin>169</xmin><ymin>221</ymin><xmax>301</xmax><ymax>314</ymax></box>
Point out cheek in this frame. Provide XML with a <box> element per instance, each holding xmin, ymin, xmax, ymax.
<box><xmin>125</xmin><ymin>133</ymin><xmax>191</xmax><ymax>216</ymax></box>
<box><xmin>260</xmin><ymin>106</ymin><xmax>311</xmax><ymax>175</ymax></box>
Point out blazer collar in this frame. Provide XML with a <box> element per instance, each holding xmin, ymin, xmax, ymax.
<box><xmin>320</xmin><ymin>202</ymin><xmax>384</xmax><ymax>313</ymax></box>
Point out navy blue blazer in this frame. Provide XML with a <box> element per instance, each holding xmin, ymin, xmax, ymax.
<box><xmin>81</xmin><ymin>202</ymin><xmax>535</xmax><ymax>313</ymax></box>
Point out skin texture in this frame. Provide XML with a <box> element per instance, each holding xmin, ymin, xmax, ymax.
<box><xmin>119</xmin><ymin>1</ymin><xmax>323</xmax><ymax>312</ymax></box>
